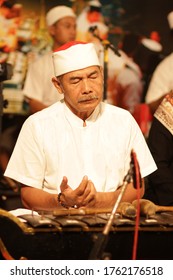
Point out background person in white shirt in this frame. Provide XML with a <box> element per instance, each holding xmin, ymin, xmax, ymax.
<box><xmin>145</xmin><ymin>52</ymin><xmax>173</xmax><ymax>114</ymax></box>
<box><xmin>23</xmin><ymin>5</ymin><xmax>77</xmax><ymax>114</ymax></box>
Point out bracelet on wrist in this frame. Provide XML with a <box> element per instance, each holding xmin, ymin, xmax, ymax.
<box><xmin>57</xmin><ymin>192</ymin><xmax>78</xmax><ymax>209</ymax></box>
<box><xmin>57</xmin><ymin>192</ymin><xmax>69</xmax><ymax>209</ymax></box>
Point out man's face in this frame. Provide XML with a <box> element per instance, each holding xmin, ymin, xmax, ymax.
<box><xmin>51</xmin><ymin>16</ymin><xmax>77</xmax><ymax>47</ymax></box>
<box><xmin>53</xmin><ymin>66</ymin><xmax>103</xmax><ymax>120</ymax></box>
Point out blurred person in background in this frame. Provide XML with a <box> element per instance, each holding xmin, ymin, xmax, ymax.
<box><xmin>23</xmin><ymin>5</ymin><xmax>77</xmax><ymax>114</ymax></box>
<box><xmin>77</xmin><ymin>0</ymin><xmax>104</xmax><ymax>42</ymax></box>
<box><xmin>87</xmin><ymin>25</ymin><xmax>143</xmax><ymax>114</ymax></box>
<box><xmin>0</xmin><ymin>5</ymin><xmax>77</xmax><ymax>176</ymax></box>
<box><xmin>145</xmin><ymin>51</ymin><xmax>173</xmax><ymax>114</ymax></box>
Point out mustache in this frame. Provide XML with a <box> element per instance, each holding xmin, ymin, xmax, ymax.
<box><xmin>78</xmin><ymin>94</ymin><xmax>99</xmax><ymax>103</ymax></box>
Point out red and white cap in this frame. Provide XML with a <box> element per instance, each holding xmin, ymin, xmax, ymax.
<box><xmin>52</xmin><ymin>41</ymin><xmax>100</xmax><ymax>77</ymax></box>
<box><xmin>46</xmin><ymin>5</ymin><xmax>76</xmax><ymax>27</ymax></box>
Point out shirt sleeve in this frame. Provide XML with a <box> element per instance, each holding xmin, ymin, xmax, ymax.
<box><xmin>23</xmin><ymin>59</ymin><xmax>44</xmax><ymax>102</ymax></box>
<box><xmin>4</xmin><ymin>116</ymin><xmax>46</xmax><ymax>189</ymax></box>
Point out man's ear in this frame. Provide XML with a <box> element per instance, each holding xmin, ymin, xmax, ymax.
<box><xmin>52</xmin><ymin>77</ymin><xmax>63</xmax><ymax>94</ymax></box>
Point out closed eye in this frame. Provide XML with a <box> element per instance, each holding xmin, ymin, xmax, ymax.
<box><xmin>70</xmin><ymin>77</ymin><xmax>81</xmax><ymax>84</ymax></box>
<box><xmin>69</xmin><ymin>69</ymin><xmax>100</xmax><ymax>84</ymax></box>
<box><xmin>89</xmin><ymin>70</ymin><xmax>99</xmax><ymax>79</ymax></box>
<box><xmin>89</xmin><ymin>73</ymin><xmax>98</xmax><ymax>79</ymax></box>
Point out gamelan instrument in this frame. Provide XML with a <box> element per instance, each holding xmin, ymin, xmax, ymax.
<box><xmin>1</xmin><ymin>199</ymin><xmax>173</xmax><ymax>260</ymax></box>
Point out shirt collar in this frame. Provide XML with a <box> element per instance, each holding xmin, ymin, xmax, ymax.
<box><xmin>63</xmin><ymin>100</ymin><xmax>101</xmax><ymax>127</ymax></box>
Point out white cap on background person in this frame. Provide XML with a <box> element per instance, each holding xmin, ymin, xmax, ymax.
<box><xmin>46</xmin><ymin>5</ymin><xmax>76</xmax><ymax>27</ymax></box>
<box><xmin>52</xmin><ymin>41</ymin><xmax>100</xmax><ymax>77</ymax></box>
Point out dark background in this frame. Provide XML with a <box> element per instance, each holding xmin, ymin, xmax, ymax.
<box><xmin>119</xmin><ymin>0</ymin><xmax>173</xmax><ymax>55</ymax></box>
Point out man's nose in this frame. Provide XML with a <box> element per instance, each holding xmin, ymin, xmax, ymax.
<box><xmin>82</xmin><ymin>80</ymin><xmax>91</xmax><ymax>94</ymax></box>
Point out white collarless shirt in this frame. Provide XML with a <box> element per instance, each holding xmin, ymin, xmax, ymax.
<box><xmin>5</xmin><ymin>100</ymin><xmax>157</xmax><ymax>193</ymax></box>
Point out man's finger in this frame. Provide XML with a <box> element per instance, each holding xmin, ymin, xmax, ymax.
<box><xmin>60</xmin><ymin>176</ymin><xmax>68</xmax><ymax>192</ymax></box>
<box><xmin>75</xmin><ymin>175</ymin><xmax>88</xmax><ymax>195</ymax></box>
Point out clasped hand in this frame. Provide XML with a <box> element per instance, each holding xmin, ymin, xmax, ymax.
<box><xmin>59</xmin><ymin>175</ymin><xmax>96</xmax><ymax>208</ymax></box>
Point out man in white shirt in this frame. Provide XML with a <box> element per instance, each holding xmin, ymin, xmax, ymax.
<box><xmin>5</xmin><ymin>41</ymin><xmax>157</xmax><ymax>210</ymax></box>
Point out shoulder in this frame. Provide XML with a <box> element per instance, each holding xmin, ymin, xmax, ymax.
<box><xmin>25</xmin><ymin>101</ymin><xmax>63</xmax><ymax>125</ymax></box>
<box><xmin>28</xmin><ymin>51</ymin><xmax>52</xmax><ymax>69</ymax></box>
<box><xmin>101</xmin><ymin>102</ymin><xmax>133</xmax><ymax>117</ymax></box>
<box><xmin>100</xmin><ymin>102</ymin><xmax>135</xmax><ymax>127</ymax></box>
<box><xmin>156</xmin><ymin>52</ymin><xmax>173</xmax><ymax>70</ymax></box>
